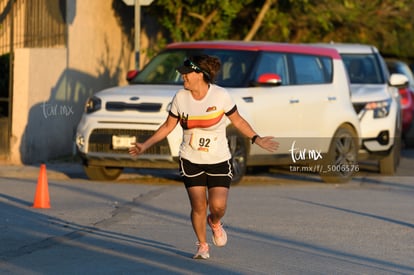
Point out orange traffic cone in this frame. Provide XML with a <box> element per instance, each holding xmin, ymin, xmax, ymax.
<box><xmin>33</xmin><ymin>163</ymin><xmax>51</xmax><ymax>209</ymax></box>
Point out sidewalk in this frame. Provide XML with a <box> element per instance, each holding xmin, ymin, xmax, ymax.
<box><xmin>0</xmin><ymin>162</ymin><xmax>85</xmax><ymax>181</ymax></box>
<box><xmin>0</xmin><ymin>161</ymin><xmax>181</xmax><ymax>183</ymax></box>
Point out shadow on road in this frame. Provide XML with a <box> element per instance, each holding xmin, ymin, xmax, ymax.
<box><xmin>41</xmin><ymin>149</ymin><xmax>414</xmax><ymax>184</ymax></box>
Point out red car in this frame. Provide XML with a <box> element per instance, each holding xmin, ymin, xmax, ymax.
<box><xmin>386</xmin><ymin>59</ymin><xmax>414</xmax><ymax>147</ymax></box>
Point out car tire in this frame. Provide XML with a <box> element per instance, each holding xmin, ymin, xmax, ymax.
<box><xmin>379</xmin><ymin>146</ymin><xmax>397</xmax><ymax>175</ymax></box>
<box><xmin>320</xmin><ymin>125</ymin><xmax>358</xmax><ymax>183</ymax></box>
<box><xmin>227</xmin><ymin>131</ymin><xmax>247</xmax><ymax>185</ymax></box>
<box><xmin>379</xmin><ymin>122</ymin><xmax>402</xmax><ymax>175</ymax></box>
<box><xmin>83</xmin><ymin>165</ymin><xmax>123</xmax><ymax>181</ymax></box>
<box><xmin>379</xmin><ymin>141</ymin><xmax>400</xmax><ymax>175</ymax></box>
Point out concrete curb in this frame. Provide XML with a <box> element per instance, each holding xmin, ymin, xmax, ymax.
<box><xmin>0</xmin><ymin>163</ymin><xmax>84</xmax><ymax>180</ymax></box>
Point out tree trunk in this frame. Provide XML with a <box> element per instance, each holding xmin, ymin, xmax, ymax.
<box><xmin>244</xmin><ymin>0</ymin><xmax>275</xmax><ymax>41</ymax></box>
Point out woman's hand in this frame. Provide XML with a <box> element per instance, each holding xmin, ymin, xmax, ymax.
<box><xmin>129</xmin><ymin>142</ymin><xmax>146</xmax><ymax>157</ymax></box>
<box><xmin>255</xmin><ymin>136</ymin><xmax>279</xmax><ymax>152</ymax></box>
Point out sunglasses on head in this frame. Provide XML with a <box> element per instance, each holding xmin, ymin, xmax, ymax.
<box><xmin>184</xmin><ymin>59</ymin><xmax>211</xmax><ymax>80</ymax></box>
<box><xmin>184</xmin><ymin>59</ymin><xmax>203</xmax><ymax>73</ymax></box>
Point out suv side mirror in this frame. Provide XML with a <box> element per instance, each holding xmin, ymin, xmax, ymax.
<box><xmin>126</xmin><ymin>70</ymin><xmax>139</xmax><ymax>83</ymax></box>
<box><xmin>389</xmin><ymin>73</ymin><xmax>409</xmax><ymax>89</ymax></box>
<box><xmin>252</xmin><ymin>73</ymin><xmax>282</xmax><ymax>87</ymax></box>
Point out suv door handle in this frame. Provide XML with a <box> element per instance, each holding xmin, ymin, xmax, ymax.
<box><xmin>242</xmin><ymin>96</ymin><xmax>254</xmax><ymax>103</ymax></box>
<box><xmin>328</xmin><ymin>96</ymin><xmax>337</xmax><ymax>101</ymax></box>
<box><xmin>289</xmin><ymin>99</ymin><xmax>299</xmax><ymax>104</ymax></box>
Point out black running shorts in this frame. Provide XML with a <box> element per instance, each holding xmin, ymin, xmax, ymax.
<box><xmin>179</xmin><ymin>158</ymin><xmax>233</xmax><ymax>189</ymax></box>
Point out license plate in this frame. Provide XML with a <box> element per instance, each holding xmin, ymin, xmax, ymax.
<box><xmin>112</xmin><ymin>135</ymin><xmax>136</xmax><ymax>150</ymax></box>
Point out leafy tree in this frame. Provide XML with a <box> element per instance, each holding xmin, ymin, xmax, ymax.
<box><xmin>247</xmin><ymin>0</ymin><xmax>414</xmax><ymax>58</ymax></box>
<box><xmin>145</xmin><ymin>0</ymin><xmax>414</xmax><ymax>59</ymax></box>
<box><xmin>148</xmin><ymin>0</ymin><xmax>248</xmax><ymax>42</ymax></box>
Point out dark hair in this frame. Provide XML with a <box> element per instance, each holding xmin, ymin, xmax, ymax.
<box><xmin>189</xmin><ymin>55</ymin><xmax>221</xmax><ymax>83</ymax></box>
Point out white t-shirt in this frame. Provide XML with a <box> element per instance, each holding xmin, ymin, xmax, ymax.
<box><xmin>170</xmin><ymin>84</ymin><xmax>236</xmax><ymax>164</ymax></box>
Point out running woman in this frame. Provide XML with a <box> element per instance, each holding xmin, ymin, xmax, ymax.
<box><xmin>129</xmin><ymin>54</ymin><xmax>279</xmax><ymax>259</ymax></box>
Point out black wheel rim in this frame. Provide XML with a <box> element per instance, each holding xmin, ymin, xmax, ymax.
<box><xmin>228</xmin><ymin>135</ymin><xmax>246</xmax><ymax>183</ymax></box>
<box><xmin>334</xmin><ymin>132</ymin><xmax>357</xmax><ymax>177</ymax></box>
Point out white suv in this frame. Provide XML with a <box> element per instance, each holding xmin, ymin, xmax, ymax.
<box><xmin>315</xmin><ymin>43</ymin><xmax>408</xmax><ymax>175</ymax></box>
<box><xmin>76</xmin><ymin>41</ymin><xmax>361</xmax><ymax>183</ymax></box>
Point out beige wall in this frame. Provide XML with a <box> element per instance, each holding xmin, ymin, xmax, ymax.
<box><xmin>68</xmin><ymin>0</ymin><xmax>134</xmax><ymax>87</ymax></box>
<box><xmin>9</xmin><ymin>0</ymin><xmax>135</xmax><ymax>164</ymax></box>
<box><xmin>11</xmin><ymin>48</ymin><xmax>67</xmax><ymax>164</ymax></box>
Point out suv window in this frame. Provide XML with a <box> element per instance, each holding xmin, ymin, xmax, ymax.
<box><xmin>131</xmin><ymin>49</ymin><xmax>334</xmax><ymax>87</ymax></box>
<box><xmin>341</xmin><ymin>54</ymin><xmax>385</xmax><ymax>84</ymax></box>
<box><xmin>292</xmin><ymin>55</ymin><xmax>332</xmax><ymax>85</ymax></box>
<box><xmin>254</xmin><ymin>52</ymin><xmax>289</xmax><ymax>84</ymax></box>
<box><xmin>135</xmin><ymin>51</ymin><xmax>185</xmax><ymax>84</ymax></box>
<box><xmin>130</xmin><ymin>49</ymin><xmax>258</xmax><ymax>87</ymax></box>
<box><xmin>254</xmin><ymin>53</ymin><xmax>333</xmax><ymax>85</ymax></box>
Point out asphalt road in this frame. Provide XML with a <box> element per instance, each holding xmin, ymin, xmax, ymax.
<box><xmin>0</xmin><ymin>150</ymin><xmax>413</xmax><ymax>274</ymax></box>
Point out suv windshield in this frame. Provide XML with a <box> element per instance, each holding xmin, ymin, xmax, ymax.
<box><xmin>130</xmin><ymin>49</ymin><xmax>258</xmax><ymax>87</ymax></box>
<box><xmin>341</xmin><ymin>54</ymin><xmax>385</xmax><ymax>84</ymax></box>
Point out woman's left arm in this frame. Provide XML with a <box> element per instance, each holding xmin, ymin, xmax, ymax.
<box><xmin>227</xmin><ymin>109</ymin><xmax>279</xmax><ymax>152</ymax></box>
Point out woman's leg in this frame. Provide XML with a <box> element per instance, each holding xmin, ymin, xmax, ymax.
<box><xmin>186</xmin><ymin>186</ymin><xmax>208</xmax><ymax>243</ymax></box>
<box><xmin>207</xmin><ymin>186</ymin><xmax>229</xmax><ymax>247</ymax></box>
<box><xmin>208</xmin><ymin>186</ymin><xmax>229</xmax><ymax>223</ymax></box>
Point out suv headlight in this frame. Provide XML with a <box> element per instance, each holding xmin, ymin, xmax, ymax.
<box><xmin>365</xmin><ymin>98</ymin><xmax>392</xmax><ymax>118</ymax></box>
<box><xmin>76</xmin><ymin>134</ymin><xmax>85</xmax><ymax>149</ymax></box>
<box><xmin>85</xmin><ymin>96</ymin><xmax>101</xmax><ymax>113</ymax></box>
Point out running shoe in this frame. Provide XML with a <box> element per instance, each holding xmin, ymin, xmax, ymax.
<box><xmin>207</xmin><ymin>214</ymin><xmax>227</xmax><ymax>247</ymax></box>
<box><xmin>193</xmin><ymin>242</ymin><xmax>210</xmax><ymax>259</ymax></box>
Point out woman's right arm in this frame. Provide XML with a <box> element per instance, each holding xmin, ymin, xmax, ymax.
<box><xmin>129</xmin><ymin>115</ymin><xmax>179</xmax><ymax>156</ymax></box>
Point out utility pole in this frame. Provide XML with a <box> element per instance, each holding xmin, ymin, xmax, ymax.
<box><xmin>123</xmin><ymin>0</ymin><xmax>154</xmax><ymax>69</ymax></box>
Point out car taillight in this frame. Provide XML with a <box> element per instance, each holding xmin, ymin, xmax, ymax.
<box><xmin>399</xmin><ymin>87</ymin><xmax>412</xmax><ymax>109</ymax></box>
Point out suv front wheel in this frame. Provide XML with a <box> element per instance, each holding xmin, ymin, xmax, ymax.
<box><xmin>227</xmin><ymin>131</ymin><xmax>247</xmax><ymax>184</ymax></box>
<box><xmin>83</xmin><ymin>165</ymin><xmax>124</xmax><ymax>181</ymax></box>
<box><xmin>320</xmin><ymin>125</ymin><xmax>358</xmax><ymax>183</ymax></box>
<box><xmin>379</xmin><ymin>124</ymin><xmax>401</xmax><ymax>175</ymax></box>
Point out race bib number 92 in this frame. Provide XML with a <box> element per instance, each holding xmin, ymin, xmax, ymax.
<box><xmin>190</xmin><ymin>133</ymin><xmax>218</xmax><ymax>153</ymax></box>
